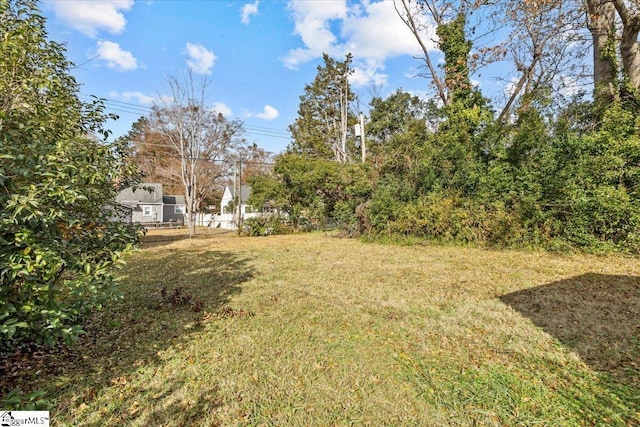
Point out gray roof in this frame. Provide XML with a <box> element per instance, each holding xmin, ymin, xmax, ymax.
<box><xmin>163</xmin><ymin>195</ymin><xmax>186</xmax><ymax>205</ymax></box>
<box><xmin>116</xmin><ymin>183</ymin><xmax>163</xmax><ymax>204</ymax></box>
<box><xmin>229</xmin><ymin>185</ymin><xmax>251</xmax><ymax>204</ymax></box>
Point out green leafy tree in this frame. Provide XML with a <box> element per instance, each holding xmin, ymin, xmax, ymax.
<box><xmin>367</xmin><ymin>90</ymin><xmax>437</xmax><ymax>152</ymax></box>
<box><xmin>366</xmin><ymin>90</ymin><xmax>436</xmax><ymax>184</ymax></box>
<box><xmin>0</xmin><ymin>0</ymin><xmax>141</xmax><ymax>351</ymax></box>
<box><xmin>250</xmin><ymin>153</ymin><xmax>372</xmax><ymax>233</ymax></box>
<box><xmin>249</xmin><ymin>154</ymin><xmax>334</xmax><ymax>230</ymax></box>
<box><xmin>288</xmin><ymin>53</ymin><xmax>357</xmax><ymax>163</ymax></box>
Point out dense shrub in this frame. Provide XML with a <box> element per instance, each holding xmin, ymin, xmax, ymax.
<box><xmin>254</xmin><ymin>84</ymin><xmax>640</xmax><ymax>252</ymax></box>
<box><xmin>352</xmin><ymin>98</ymin><xmax>640</xmax><ymax>253</ymax></box>
<box><xmin>242</xmin><ymin>215</ymin><xmax>294</xmax><ymax>236</ymax></box>
<box><xmin>0</xmin><ymin>1</ymin><xmax>140</xmax><ymax>352</ymax></box>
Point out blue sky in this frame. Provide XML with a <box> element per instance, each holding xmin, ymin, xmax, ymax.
<box><xmin>40</xmin><ymin>0</ymin><xmax>507</xmax><ymax>154</ymax></box>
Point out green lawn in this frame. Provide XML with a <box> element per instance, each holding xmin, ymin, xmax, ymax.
<box><xmin>3</xmin><ymin>229</ymin><xmax>639</xmax><ymax>426</ymax></box>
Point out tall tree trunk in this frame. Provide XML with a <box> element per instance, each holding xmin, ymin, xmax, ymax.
<box><xmin>395</xmin><ymin>0</ymin><xmax>449</xmax><ymax>105</ymax></box>
<box><xmin>339</xmin><ymin>78</ymin><xmax>349</xmax><ymax>163</ymax></box>
<box><xmin>585</xmin><ymin>0</ymin><xmax>617</xmax><ymax>103</ymax></box>
<box><xmin>614</xmin><ymin>0</ymin><xmax>640</xmax><ymax>89</ymax></box>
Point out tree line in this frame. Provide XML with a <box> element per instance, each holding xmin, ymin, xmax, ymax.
<box><xmin>250</xmin><ymin>0</ymin><xmax>640</xmax><ymax>253</ymax></box>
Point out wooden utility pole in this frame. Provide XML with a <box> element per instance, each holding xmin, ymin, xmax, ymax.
<box><xmin>359</xmin><ymin>112</ymin><xmax>366</xmax><ymax>163</ymax></box>
<box><xmin>237</xmin><ymin>157</ymin><xmax>242</xmax><ymax>235</ymax></box>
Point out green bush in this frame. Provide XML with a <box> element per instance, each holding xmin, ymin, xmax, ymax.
<box><xmin>242</xmin><ymin>215</ymin><xmax>293</xmax><ymax>236</ymax></box>
<box><xmin>382</xmin><ymin>193</ymin><xmax>526</xmax><ymax>247</ymax></box>
<box><xmin>0</xmin><ymin>1</ymin><xmax>140</xmax><ymax>353</ymax></box>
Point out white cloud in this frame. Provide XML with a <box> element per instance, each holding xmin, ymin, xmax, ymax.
<box><xmin>255</xmin><ymin>105</ymin><xmax>279</xmax><ymax>120</ymax></box>
<box><xmin>96</xmin><ymin>41</ymin><xmax>138</xmax><ymax>71</ymax></box>
<box><xmin>211</xmin><ymin>102</ymin><xmax>232</xmax><ymax>117</ymax></box>
<box><xmin>341</xmin><ymin>1</ymin><xmax>434</xmax><ymax>62</ymax></box>
<box><xmin>241</xmin><ymin>1</ymin><xmax>260</xmax><ymax>24</ymax></box>
<box><xmin>185</xmin><ymin>43</ymin><xmax>217</xmax><ymax>75</ymax></box>
<box><xmin>350</xmin><ymin>59</ymin><xmax>388</xmax><ymax>87</ymax></box>
<box><xmin>282</xmin><ymin>0</ymin><xmax>437</xmax><ymax>87</ymax></box>
<box><xmin>110</xmin><ymin>90</ymin><xmax>155</xmax><ymax>105</ymax></box>
<box><xmin>282</xmin><ymin>0</ymin><xmax>348</xmax><ymax>69</ymax></box>
<box><xmin>47</xmin><ymin>0</ymin><xmax>134</xmax><ymax>38</ymax></box>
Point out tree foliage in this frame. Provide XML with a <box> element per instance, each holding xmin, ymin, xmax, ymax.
<box><xmin>0</xmin><ymin>0</ymin><xmax>141</xmax><ymax>352</ymax></box>
<box><xmin>288</xmin><ymin>53</ymin><xmax>357</xmax><ymax>163</ymax></box>
<box><xmin>247</xmin><ymin>0</ymin><xmax>640</xmax><ymax>253</ymax></box>
<box><xmin>253</xmin><ymin>14</ymin><xmax>640</xmax><ymax>252</ymax></box>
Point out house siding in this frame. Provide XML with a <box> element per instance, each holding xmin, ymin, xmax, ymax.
<box><xmin>116</xmin><ymin>184</ymin><xmax>189</xmax><ymax>224</ymax></box>
<box><xmin>162</xmin><ymin>195</ymin><xmax>186</xmax><ymax>223</ymax></box>
<box><xmin>133</xmin><ymin>204</ymin><xmax>162</xmax><ymax>223</ymax></box>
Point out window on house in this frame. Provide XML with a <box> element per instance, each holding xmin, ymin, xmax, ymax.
<box><xmin>143</xmin><ymin>206</ymin><xmax>152</xmax><ymax>216</ymax></box>
<box><xmin>174</xmin><ymin>205</ymin><xmax>185</xmax><ymax>214</ymax></box>
<box><xmin>245</xmin><ymin>205</ymin><xmax>253</xmax><ymax>214</ymax></box>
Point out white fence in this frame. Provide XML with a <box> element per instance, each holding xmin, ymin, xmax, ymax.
<box><xmin>192</xmin><ymin>212</ymin><xmax>262</xmax><ymax>230</ymax></box>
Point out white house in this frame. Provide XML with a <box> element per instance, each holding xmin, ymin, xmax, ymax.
<box><xmin>210</xmin><ymin>185</ymin><xmax>261</xmax><ymax>229</ymax></box>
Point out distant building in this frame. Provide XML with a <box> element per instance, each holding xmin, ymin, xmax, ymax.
<box><xmin>116</xmin><ymin>184</ymin><xmax>186</xmax><ymax>224</ymax></box>
<box><xmin>163</xmin><ymin>194</ymin><xmax>187</xmax><ymax>223</ymax></box>
<box><xmin>211</xmin><ymin>185</ymin><xmax>260</xmax><ymax>229</ymax></box>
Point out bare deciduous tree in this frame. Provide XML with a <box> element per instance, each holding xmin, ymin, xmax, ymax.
<box><xmin>150</xmin><ymin>72</ymin><xmax>246</xmax><ymax>237</ymax></box>
<box><xmin>498</xmin><ymin>0</ymin><xmax>587</xmax><ymax>121</ymax></box>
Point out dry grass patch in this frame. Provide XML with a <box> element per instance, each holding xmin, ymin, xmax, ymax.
<box><xmin>2</xmin><ymin>229</ymin><xmax>639</xmax><ymax>425</ymax></box>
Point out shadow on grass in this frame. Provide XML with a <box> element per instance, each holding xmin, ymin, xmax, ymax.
<box><xmin>141</xmin><ymin>228</ymin><xmax>236</xmax><ymax>249</ymax></box>
<box><xmin>1</xmin><ymin>248</ymin><xmax>253</xmax><ymax>421</ymax></box>
<box><xmin>500</xmin><ymin>273</ymin><xmax>640</xmax><ymax>408</ymax></box>
<box><xmin>140</xmin><ymin>231</ymin><xmax>192</xmax><ymax>249</ymax></box>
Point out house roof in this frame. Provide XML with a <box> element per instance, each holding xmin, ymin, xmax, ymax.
<box><xmin>163</xmin><ymin>195</ymin><xmax>186</xmax><ymax>205</ymax></box>
<box><xmin>117</xmin><ymin>203</ymin><xmax>135</xmax><ymax>211</ymax></box>
<box><xmin>116</xmin><ymin>183</ymin><xmax>163</xmax><ymax>205</ymax></box>
<box><xmin>228</xmin><ymin>185</ymin><xmax>251</xmax><ymax>204</ymax></box>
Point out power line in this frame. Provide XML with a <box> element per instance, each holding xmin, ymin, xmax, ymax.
<box><xmin>131</xmin><ymin>151</ymin><xmax>276</xmax><ymax>166</ymax></box>
<box><xmin>79</xmin><ymin>93</ymin><xmax>292</xmax><ymax>138</ymax></box>
<box><xmin>79</xmin><ymin>94</ymin><xmax>152</xmax><ymax>115</ymax></box>
<box><xmin>245</xmin><ymin>124</ymin><xmax>290</xmax><ymax>135</ymax></box>
<box><xmin>79</xmin><ymin>93</ymin><xmax>153</xmax><ymax>112</ymax></box>
<box><xmin>125</xmin><ymin>141</ymin><xmax>277</xmax><ymax>164</ymax></box>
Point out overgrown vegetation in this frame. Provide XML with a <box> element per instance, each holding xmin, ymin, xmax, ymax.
<box><xmin>242</xmin><ymin>215</ymin><xmax>293</xmax><ymax>236</ymax></box>
<box><xmin>2</xmin><ymin>230</ymin><xmax>637</xmax><ymax>424</ymax></box>
<box><xmin>0</xmin><ymin>1</ymin><xmax>140</xmax><ymax>353</ymax></box>
<box><xmin>250</xmin><ymin>15</ymin><xmax>640</xmax><ymax>253</ymax></box>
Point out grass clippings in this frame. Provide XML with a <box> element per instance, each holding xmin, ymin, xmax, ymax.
<box><xmin>2</xmin><ymin>228</ymin><xmax>639</xmax><ymax>426</ymax></box>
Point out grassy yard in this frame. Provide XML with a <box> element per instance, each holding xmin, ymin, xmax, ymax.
<box><xmin>3</xmin><ymin>229</ymin><xmax>639</xmax><ymax>426</ymax></box>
